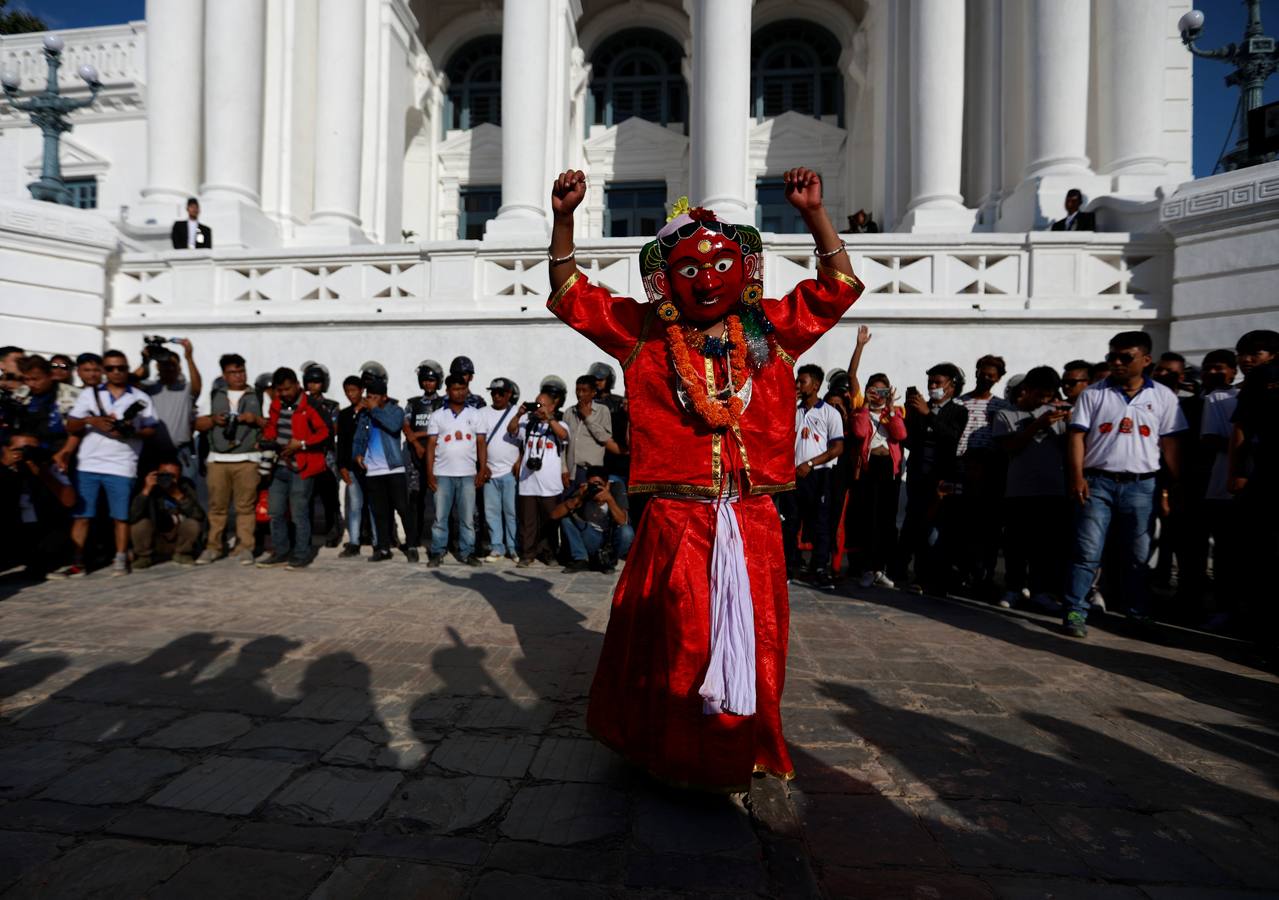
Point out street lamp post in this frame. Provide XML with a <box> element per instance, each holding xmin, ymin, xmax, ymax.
<box><xmin>1179</xmin><ymin>2</ymin><xmax>1279</xmax><ymax>171</ymax></box>
<box><xmin>0</xmin><ymin>34</ymin><xmax>102</xmax><ymax>205</ymax></box>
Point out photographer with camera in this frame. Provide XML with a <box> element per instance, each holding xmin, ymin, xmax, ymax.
<box><xmin>62</xmin><ymin>350</ymin><xmax>157</xmax><ymax>576</ymax></box>
<box><xmin>194</xmin><ymin>353</ymin><xmax>263</xmax><ymax>564</ymax></box>
<box><xmin>17</xmin><ymin>355</ymin><xmax>77</xmax><ymax>454</ymax></box>
<box><xmin>136</xmin><ymin>336</ymin><xmax>202</xmax><ymax>482</ymax></box>
<box><xmin>1</xmin><ymin>429</ymin><xmax>75</xmax><ymax>578</ymax></box>
<box><xmin>257</xmin><ymin>367</ymin><xmax>331</xmax><ymax>569</ymax></box>
<box><xmin>552</xmin><ymin>466</ymin><xmax>633</xmax><ymax>573</ymax></box>
<box><xmin>129</xmin><ymin>458</ymin><xmax>206</xmax><ymax>569</ymax></box>
<box><xmin>509</xmin><ymin>388</ymin><xmax>570</xmax><ymax>567</ymax></box>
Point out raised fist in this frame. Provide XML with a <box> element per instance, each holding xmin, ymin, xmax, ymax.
<box><xmin>551</xmin><ymin>170</ymin><xmax>587</xmax><ymax>217</ymax></box>
<box><xmin>783</xmin><ymin>167</ymin><xmax>823</xmax><ymax>213</ymax></box>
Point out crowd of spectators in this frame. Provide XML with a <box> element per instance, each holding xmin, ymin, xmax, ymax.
<box><xmin>1</xmin><ymin>325</ymin><xmax>1274</xmax><ymax>643</ymax></box>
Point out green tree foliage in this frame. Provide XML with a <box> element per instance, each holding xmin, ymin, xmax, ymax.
<box><xmin>0</xmin><ymin>1</ymin><xmax>46</xmax><ymax>35</ymax></box>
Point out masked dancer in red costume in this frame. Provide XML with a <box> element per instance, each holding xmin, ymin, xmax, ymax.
<box><xmin>547</xmin><ymin>167</ymin><xmax>863</xmax><ymax>791</ymax></box>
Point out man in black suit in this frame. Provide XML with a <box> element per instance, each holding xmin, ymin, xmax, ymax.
<box><xmin>1050</xmin><ymin>188</ymin><xmax>1095</xmax><ymax>232</ymax></box>
<box><xmin>171</xmin><ymin>198</ymin><xmax>212</xmax><ymax>250</ymax></box>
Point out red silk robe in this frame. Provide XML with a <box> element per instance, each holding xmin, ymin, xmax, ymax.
<box><xmin>550</xmin><ymin>265</ymin><xmax>864</xmax><ymax>790</ymax></box>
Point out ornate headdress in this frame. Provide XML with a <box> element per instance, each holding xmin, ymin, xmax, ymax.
<box><xmin>640</xmin><ymin>198</ymin><xmax>774</xmax><ymax>368</ymax></box>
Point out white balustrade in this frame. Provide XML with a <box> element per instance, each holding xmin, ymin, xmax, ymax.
<box><xmin>110</xmin><ymin>233</ymin><xmax>1170</xmax><ymax>322</ymax></box>
<box><xmin>0</xmin><ymin>24</ymin><xmax>145</xmax><ymax>89</ymax></box>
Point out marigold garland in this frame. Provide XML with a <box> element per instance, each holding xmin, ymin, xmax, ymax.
<box><xmin>668</xmin><ymin>315</ymin><xmax>750</xmax><ymax>429</ymax></box>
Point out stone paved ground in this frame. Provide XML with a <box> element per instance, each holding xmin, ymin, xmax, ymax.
<box><xmin>0</xmin><ymin>552</ymin><xmax>1276</xmax><ymax>899</ymax></box>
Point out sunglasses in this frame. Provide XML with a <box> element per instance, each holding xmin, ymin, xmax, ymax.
<box><xmin>103</xmin><ymin>364</ymin><xmax>129</xmax><ymax>373</ymax></box>
<box><xmin>51</xmin><ymin>362</ymin><xmax>71</xmax><ymax>370</ymax></box>
<box><xmin>1105</xmin><ymin>352</ymin><xmax>1137</xmax><ymax>365</ymax></box>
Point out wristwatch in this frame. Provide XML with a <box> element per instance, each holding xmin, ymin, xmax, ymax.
<box><xmin>300</xmin><ymin>440</ymin><xmax>307</xmax><ymax>451</ymax></box>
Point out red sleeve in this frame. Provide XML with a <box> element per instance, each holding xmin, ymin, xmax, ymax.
<box><xmin>851</xmin><ymin>406</ymin><xmax>872</xmax><ymax>441</ymax></box>
<box><xmin>263</xmin><ymin>405</ymin><xmax>279</xmax><ymax>441</ymax></box>
<box><xmin>887</xmin><ymin>408</ymin><xmax>908</xmax><ymax>442</ymax></box>
<box><xmin>548</xmin><ymin>271</ymin><xmax>648</xmax><ymax>363</ymax></box>
<box><xmin>768</xmin><ymin>265</ymin><xmax>864</xmax><ymax>360</ymax></box>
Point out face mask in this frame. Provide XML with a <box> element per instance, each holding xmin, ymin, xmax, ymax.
<box><xmin>928</xmin><ymin>387</ymin><xmax>947</xmax><ymax>402</ymax></box>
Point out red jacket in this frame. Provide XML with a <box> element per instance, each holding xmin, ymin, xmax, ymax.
<box><xmin>850</xmin><ymin>404</ymin><xmax>908</xmax><ymax>479</ymax></box>
<box><xmin>263</xmin><ymin>393</ymin><xmax>331</xmax><ymax>479</ymax></box>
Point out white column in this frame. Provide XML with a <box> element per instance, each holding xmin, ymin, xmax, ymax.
<box><xmin>688</xmin><ymin>0</ymin><xmax>751</xmax><ymax>221</ymax></box>
<box><xmin>199</xmin><ymin>0</ymin><xmax>276</xmax><ymax>246</ymax></box>
<box><xmin>138</xmin><ymin>0</ymin><xmax>203</xmax><ymax>209</ymax></box>
<box><xmin>486</xmin><ymin>0</ymin><xmax>552</xmax><ymax>239</ymax></box>
<box><xmin>304</xmin><ymin>0</ymin><xmax>366</xmax><ymax>242</ymax></box>
<box><xmin>202</xmin><ymin>0</ymin><xmax>266</xmax><ymax>204</ymax></box>
<box><xmin>1024</xmin><ymin>0</ymin><xmax>1090</xmax><ymax>178</ymax></box>
<box><xmin>999</xmin><ymin>0</ymin><xmax>1104</xmax><ymax>230</ymax></box>
<box><xmin>900</xmin><ymin>0</ymin><xmax>975</xmax><ymax>232</ymax></box>
<box><xmin>1095</xmin><ymin>0</ymin><xmax>1168</xmax><ymax>191</ymax></box>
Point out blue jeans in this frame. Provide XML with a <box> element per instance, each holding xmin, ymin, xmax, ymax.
<box><xmin>1064</xmin><ymin>474</ymin><xmax>1156</xmax><ymax>617</ymax></box>
<box><xmin>561</xmin><ymin>516</ymin><xmax>635</xmax><ymax>562</ymax></box>
<box><xmin>483</xmin><ymin>473</ymin><xmax>518</xmax><ymax>556</ymax></box>
<box><xmin>344</xmin><ymin>474</ymin><xmax>378</xmax><ymax>547</ymax></box>
<box><xmin>431</xmin><ymin>476</ymin><xmax>475</xmax><ymax>558</ymax></box>
<box><xmin>269</xmin><ymin>467</ymin><xmax>314</xmax><ymax>563</ymax></box>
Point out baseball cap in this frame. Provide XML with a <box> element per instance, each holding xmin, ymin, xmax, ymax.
<box><xmin>488</xmin><ymin>377</ymin><xmax>515</xmax><ymax>392</ymax></box>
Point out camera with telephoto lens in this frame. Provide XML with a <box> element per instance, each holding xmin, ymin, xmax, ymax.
<box><xmin>155</xmin><ymin>472</ymin><xmax>174</xmax><ymax>490</ymax></box>
<box><xmin>522</xmin><ymin>401</ymin><xmax>539</xmax><ymax>414</ymax></box>
<box><xmin>257</xmin><ymin>444</ymin><xmax>277</xmax><ymax>478</ymax></box>
<box><xmin>222</xmin><ymin>411</ymin><xmax>240</xmax><ymax>445</ymax></box>
<box><xmin>524</xmin><ymin>456</ymin><xmax>542</xmax><ymax>472</ymax></box>
<box><xmin>111</xmin><ymin>400</ymin><xmax>148</xmax><ymax>437</ymax></box>
<box><xmin>584</xmin><ymin>482</ymin><xmax>604</xmax><ymax>501</ymax></box>
<box><xmin>18</xmin><ymin>444</ymin><xmax>50</xmax><ymax>464</ymax></box>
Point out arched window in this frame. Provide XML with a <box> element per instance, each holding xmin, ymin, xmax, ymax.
<box><xmin>589</xmin><ymin>29</ymin><xmax>686</xmax><ymax>127</ymax></box>
<box><xmin>751</xmin><ymin>20</ymin><xmax>843</xmax><ymax>125</ymax></box>
<box><xmin>445</xmin><ymin>36</ymin><xmax>501</xmax><ymax>130</ymax></box>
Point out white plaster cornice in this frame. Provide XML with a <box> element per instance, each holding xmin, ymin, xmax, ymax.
<box><xmin>1160</xmin><ymin>162</ymin><xmax>1279</xmax><ymax>235</ymax></box>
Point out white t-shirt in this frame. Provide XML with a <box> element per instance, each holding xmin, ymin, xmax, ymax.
<box><xmin>1069</xmin><ymin>379</ymin><xmax>1187</xmax><ymax>475</ymax></box>
<box><xmin>69</xmin><ymin>385</ymin><xmax>158</xmax><ymax>478</ymax></box>
<box><xmin>518</xmin><ymin>420</ymin><xmax>568</xmax><ymax>497</ymax></box>
<box><xmin>428</xmin><ymin>405</ymin><xmax>483</xmax><ymax>477</ymax></box>
<box><xmin>1200</xmin><ymin>386</ymin><xmax>1239</xmax><ymax>502</ymax></box>
<box><xmin>479</xmin><ymin>404</ymin><xmax>521</xmax><ymax>478</ymax></box>
<box><xmin>794</xmin><ymin>400</ymin><xmax>844</xmax><ymax>469</ymax></box>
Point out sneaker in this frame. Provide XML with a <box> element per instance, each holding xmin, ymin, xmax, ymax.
<box><xmin>404</xmin><ymin>547</ymin><xmax>420</xmax><ymax>563</ymax></box>
<box><xmin>903</xmin><ymin>583</ymin><xmax>924</xmax><ymax>595</ymax></box>
<box><xmin>256</xmin><ymin>554</ymin><xmax>290</xmax><ymax>569</ymax></box>
<box><xmin>286</xmin><ymin>557</ymin><xmax>312</xmax><ymax>570</ymax></box>
<box><xmin>338</xmin><ymin>544</ymin><xmax>361</xmax><ymax>559</ymax></box>
<box><xmin>195</xmin><ymin>549</ymin><xmax>220</xmax><ymax>565</ymax></box>
<box><xmin>997</xmin><ymin>591</ymin><xmax>1019</xmax><ymax>610</ymax></box>
<box><xmin>51</xmin><ymin>563</ymin><xmax>86</xmax><ymax>578</ymax></box>
<box><xmin>873</xmin><ymin>572</ymin><xmax>896</xmax><ymax>589</ymax></box>
<box><xmin>1063</xmin><ymin>611</ymin><xmax>1088</xmax><ymax>639</ymax></box>
<box><xmin>1087</xmin><ymin>587</ymin><xmax>1107</xmax><ymax>614</ymax></box>
<box><xmin>111</xmin><ymin>555</ymin><xmax>130</xmax><ymax>576</ymax></box>
<box><xmin>174</xmin><ymin>553</ymin><xmax>196</xmax><ymax>566</ymax></box>
<box><xmin>516</xmin><ymin>557</ymin><xmax>533</xmax><ymax>568</ymax></box>
<box><xmin>562</xmin><ymin>559</ymin><xmax>590</xmax><ymax>573</ymax></box>
<box><xmin>235</xmin><ymin>552</ymin><xmax>256</xmax><ymax>567</ymax></box>
<box><xmin>857</xmin><ymin>571</ymin><xmax>876</xmax><ymax>589</ymax></box>
<box><xmin>463</xmin><ymin>556</ymin><xmax>483</xmax><ymax>567</ymax></box>
<box><xmin>368</xmin><ymin>550</ymin><xmax>393</xmax><ymax>563</ymax></box>
<box><xmin>486</xmin><ymin>553</ymin><xmax>504</xmax><ymax>562</ymax></box>
<box><xmin>132</xmin><ymin>557</ymin><xmax>153</xmax><ymax>571</ymax></box>
<box><xmin>427</xmin><ymin>555</ymin><xmax>443</xmax><ymax>568</ymax></box>
<box><xmin>809</xmin><ymin>569</ymin><xmax>836</xmax><ymax>590</ymax></box>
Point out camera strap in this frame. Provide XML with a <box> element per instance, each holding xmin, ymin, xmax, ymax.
<box><xmin>487</xmin><ymin>405</ymin><xmax>514</xmax><ymax>443</ymax></box>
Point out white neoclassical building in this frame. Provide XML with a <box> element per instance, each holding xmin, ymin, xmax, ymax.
<box><xmin>2</xmin><ymin>0</ymin><xmax>1274</xmax><ymax>400</ymax></box>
